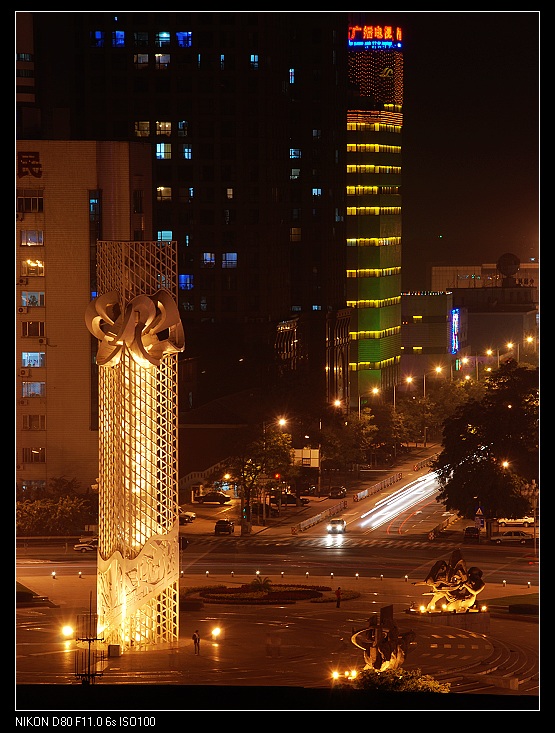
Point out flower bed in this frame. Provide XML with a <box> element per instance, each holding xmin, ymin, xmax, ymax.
<box><xmin>180</xmin><ymin>582</ymin><xmax>361</xmax><ymax>606</ymax></box>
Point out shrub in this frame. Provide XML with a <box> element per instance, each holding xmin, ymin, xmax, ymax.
<box><xmin>347</xmin><ymin>667</ymin><xmax>450</xmax><ymax>694</ymax></box>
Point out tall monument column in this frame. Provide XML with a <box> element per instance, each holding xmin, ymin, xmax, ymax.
<box><xmin>85</xmin><ymin>240</ymin><xmax>184</xmax><ymax>650</ymax></box>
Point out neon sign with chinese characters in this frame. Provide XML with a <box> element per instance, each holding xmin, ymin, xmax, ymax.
<box><xmin>450</xmin><ymin>308</ymin><xmax>460</xmax><ymax>354</ymax></box>
<box><xmin>348</xmin><ymin>25</ymin><xmax>402</xmax><ymax>49</ymax></box>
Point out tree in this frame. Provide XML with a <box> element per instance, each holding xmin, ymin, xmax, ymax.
<box><xmin>431</xmin><ymin>361</ymin><xmax>539</xmax><ymax>519</ymax></box>
<box><xmin>225</xmin><ymin>428</ymin><xmax>293</xmax><ymax>532</ymax></box>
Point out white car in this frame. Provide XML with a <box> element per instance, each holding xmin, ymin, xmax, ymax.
<box><xmin>179</xmin><ymin>508</ymin><xmax>196</xmax><ymax>524</ymax></box>
<box><xmin>73</xmin><ymin>538</ymin><xmax>98</xmax><ymax>553</ymax></box>
<box><xmin>497</xmin><ymin>516</ymin><xmax>535</xmax><ymax>527</ymax></box>
<box><xmin>327</xmin><ymin>518</ymin><xmax>347</xmax><ymax>534</ymax></box>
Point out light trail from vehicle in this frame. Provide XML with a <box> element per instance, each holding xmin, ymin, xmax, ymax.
<box><xmin>359</xmin><ymin>473</ymin><xmax>439</xmax><ymax>530</ymax></box>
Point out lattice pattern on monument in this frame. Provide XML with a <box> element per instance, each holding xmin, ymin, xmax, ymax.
<box><xmin>94</xmin><ymin>240</ymin><xmax>181</xmax><ymax>649</ymax></box>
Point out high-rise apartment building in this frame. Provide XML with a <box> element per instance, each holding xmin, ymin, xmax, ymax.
<box><xmin>346</xmin><ymin>18</ymin><xmax>403</xmax><ymax>411</ymax></box>
<box><xmin>17</xmin><ymin>11</ymin><xmax>352</xmax><ymax>413</ymax></box>
<box><xmin>16</xmin><ymin>140</ymin><xmax>154</xmax><ymax>496</ymax></box>
<box><xmin>16</xmin><ymin>13</ymin><xmax>406</xmax><ymax>490</ymax></box>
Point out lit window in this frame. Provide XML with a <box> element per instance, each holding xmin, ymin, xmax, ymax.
<box><xmin>176</xmin><ymin>31</ymin><xmax>192</xmax><ymax>48</ymax></box>
<box><xmin>312</xmin><ymin>129</ymin><xmax>321</xmax><ymax>140</ymax></box>
<box><xmin>220</xmin><ymin>54</ymin><xmax>225</xmax><ymax>70</ymax></box>
<box><xmin>21</xmin><ymin>292</ymin><xmax>45</xmax><ymax>308</ymax></box>
<box><xmin>222</xmin><ymin>253</ymin><xmax>237</xmax><ymax>268</ymax></box>
<box><xmin>155</xmin><ymin>32</ymin><xmax>171</xmax><ymax>47</ymax></box>
<box><xmin>156</xmin><ymin>143</ymin><xmax>171</xmax><ymax>160</ymax></box>
<box><xmin>21</xmin><ymin>259</ymin><xmax>44</xmax><ymax>277</ymax></box>
<box><xmin>21</xmin><ymin>447</ymin><xmax>46</xmax><ymax>463</ymax></box>
<box><xmin>226</xmin><ymin>188</ymin><xmax>234</xmax><ymax>199</ymax></box>
<box><xmin>135</xmin><ymin>121</ymin><xmax>150</xmax><ymax>137</ymax></box>
<box><xmin>112</xmin><ymin>31</ymin><xmax>125</xmax><ymax>48</ymax></box>
<box><xmin>178</xmin><ymin>120</ymin><xmax>189</xmax><ymax>137</ymax></box>
<box><xmin>157</xmin><ymin>230</ymin><xmax>173</xmax><ymax>240</ymax></box>
<box><xmin>21</xmin><ymin>351</ymin><xmax>45</xmax><ymax>367</ymax></box>
<box><xmin>312</xmin><ymin>188</ymin><xmax>322</xmax><ymax>197</ymax></box>
<box><xmin>312</xmin><ymin>305</ymin><xmax>322</xmax><ymax>311</ymax></box>
<box><xmin>290</xmin><ymin>168</ymin><xmax>300</xmax><ymax>180</ymax></box>
<box><xmin>90</xmin><ymin>31</ymin><xmax>104</xmax><ymax>47</ymax></box>
<box><xmin>202</xmin><ymin>253</ymin><xmax>216</xmax><ymax>268</ymax></box>
<box><xmin>290</xmin><ymin>149</ymin><xmax>301</xmax><ymax>159</ymax></box>
<box><xmin>20</xmin><ymin>230</ymin><xmax>43</xmax><ymax>247</ymax></box>
<box><xmin>179</xmin><ymin>274</ymin><xmax>194</xmax><ymax>290</ymax></box>
<box><xmin>289</xmin><ymin>68</ymin><xmax>295</xmax><ymax>83</ymax></box>
<box><xmin>157</xmin><ymin>187</ymin><xmax>172</xmax><ymax>202</ymax></box>
<box><xmin>181</xmin><ymin>144</ymin><xmax>192</xmax><ymax>160</ymax></box>
<box><xmin>290</xmin><ymin>228</ymin><xmax>301</xmax><ymax>242</ymax></box>
<box><xmin>250</xmin><ymin>54</ymin><xmax>259</xmax><ymax>69</ymax></box>
<box><xmin>156</xmin><ymin>121</ymin><xmax>171</xmax><ymax>136</ymax></box>
<box><xmin>155</xmin><ymin>53</ymin><xmax>170</xmax><ymax>69</ymax></box>
<box><xmin>134</xmin><ymin>53</ymin><xmax>149</xmax><ymax>69</ymax></box>
<box><xmin>22</xmin><ymin>381</ymin><xmax>46</xmax><ymax>398</ymax></box>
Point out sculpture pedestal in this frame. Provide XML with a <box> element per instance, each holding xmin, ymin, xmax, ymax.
<box><xmin>405</xmin><ymin>609</ymin><xmax>490</xmax><ymax>633</ymax></box>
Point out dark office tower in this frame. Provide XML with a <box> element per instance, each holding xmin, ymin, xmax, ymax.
<box><xmin>20</xmin><ymin>12</ymin><xmax>350</xmax><ymax>415</ymax></box>
<box><xmin>346</xmin><ymin>17</ymin><xmax>403</xmax><ymax>412</ymax></box>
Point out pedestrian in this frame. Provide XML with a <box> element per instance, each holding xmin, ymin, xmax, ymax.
<box><xmin>335</xmin><ymin>586</ymin><xmax>342</xmax><ymax>608</ymax></box>
<box><xmin>192</xmin><ymin>629</ymin><xmax>200</xmax><ymax>655</ymax></box>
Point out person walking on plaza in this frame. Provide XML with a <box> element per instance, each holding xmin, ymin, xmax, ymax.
<box><xmin>192</xmin><ymin>629</ymin><xmax>200</xmax><ymax>655</ymax></box>
<box><xmin>335</xmin><ymin>586</ymin><xmax>342</xmax><ymax>608</ymax></box>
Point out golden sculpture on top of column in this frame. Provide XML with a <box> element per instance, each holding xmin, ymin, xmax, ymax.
<box><xmin>85</xmin><ymin>240</ymin><xmax>184</xmax><ymax>651</ymax></box>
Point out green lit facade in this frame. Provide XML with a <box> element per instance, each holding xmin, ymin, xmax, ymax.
<box><xmin>346</xmin><ymin>22</ymin><xmax>403</xmax><ymax>411</ymax></box>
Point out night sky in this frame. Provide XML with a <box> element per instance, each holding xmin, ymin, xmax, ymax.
<box><xmin>370</xmin><ymin>11</ymin><xmax>539</xmax><ymax>289</ymax></box>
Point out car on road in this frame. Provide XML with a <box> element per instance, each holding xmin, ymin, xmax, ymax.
<box><xmin>329</xmin><ymin>486</ymin><xmax>347</xmax><ymax>499</ymax></box>
<box><xmin>179</xmin><ymin>509</ymin><xmax>196</xmax><ymax>524</ymax></box>
<box><xmin>497</xmin><ymin>516</ymin><xmax>535</xmax><ymax>527</ymax></box>
<box><xmin>214</xmin><ymin>519</ymin><xmax>235</xmax><ymax>535</ymax></box>
<box><xmin>462</xmin><ymin>526</ymin><xmax>480</xmax><ymax>543</ymax></box>
<box><xmin>326</xmin><ymin>518</ymin><xmax>347</xmax><ymax>534</ymax></box>
<box><xmin>491</xmin><ymin>530</ymin><xmax>531</xmax><ymax>545</ymax></box>
<box><xmin>195</xmin><ymin>491</ymin><xmax>232</xmax><ymax>505</ymax></box>
<box><xmin>73</xmin><ymin>538</ymin><xmax>98</xmax><ymax>553</ymax></box>
<box><xmin>270</xmin><ymin>494</ymin><xmax>310</xmax><ymax>507</ymax></box>
<box><xmin>300</xmin><ymin>485</ymin><xmax>318</xmax><ymax>496</ymax></box>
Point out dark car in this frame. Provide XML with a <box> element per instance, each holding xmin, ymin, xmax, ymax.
<box><xmin>214</xmin><ymin>519</ymin><xmax>235</xmax><ymax>535</ymax></box>
<box><xmin>195</xmin><ymin>491</ymin><xmax>232</xmax><ymax>505</ymax></box>
<box><xmin>491</xmin><ymin>530</ymin><xmax>531</xmax><ymax>545</ymax></box>
<box><xmin>300</xmin><ymin>485</ymin><xmax>318</xmax><ymax>496</ymax></box>
<box><xmin>463</xmin><ymin>526</ymin><xmax>480</xmax><ymax>543</ymax></box>
<box><xmin>251</xmin><ymin>502</ymin><xmax>279</xmax><ymax>517</ymax></box>
<box><xmin>329</xmin><ymin>486</ymin><xmax>347</xmax><ymax>499</ymax></box>
<box><xmin>270</xmin><ymin>494</ymin><xmax>309</xmax><ymax>507</ymax></box>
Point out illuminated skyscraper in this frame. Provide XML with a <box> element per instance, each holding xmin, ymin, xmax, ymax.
<box><xmin>86</xmin><ymin>241</ymin><xmax>184</xmax><ymax>649</ymax></box>
<box><xmin>346</xmin><ymin>20</ymin><xmax>403</xmax><ymax>411</ymax></box>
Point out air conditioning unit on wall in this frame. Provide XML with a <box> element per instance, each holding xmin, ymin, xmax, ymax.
<box><xmin>19</xmin><ymin>368</ymin><xmax>30</xmax><ymax>376</ymax></box>
<box><xmin>38</xmin><ymin>337</ymin><xmax>48</xmax><ymax>345</ymax></box>
<box><xmin>18</xmin><ymin>306</ymin><xmax>28</xmax><ymax>313</ymax></box>
<box><xmin>18</xmin><ymin>399</ymin><xmax>28</xmax><ymax>406</ymax></box>
<box><xmin>18</xmin><ymin>277</ymin><xmax>28</xmax><ymax>285</ymax></box>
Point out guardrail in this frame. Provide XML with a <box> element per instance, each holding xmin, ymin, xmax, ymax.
<box><xmin>291</xmin><ymin>471</ymin><xmax>406</xmax><ymax>534</ymax></box>
<box><xmin>291</xmin><ymin>500</ymin><xmax>348</xmax><ymax>534</ymax></box>
<box><xmin>352</xmin><ymin>472</ymin><xmax>403</xmax><ymax>503</ymax></box>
